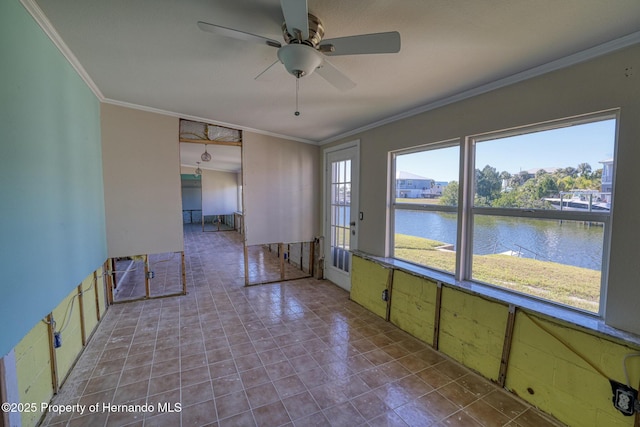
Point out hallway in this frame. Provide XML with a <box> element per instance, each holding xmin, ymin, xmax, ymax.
<box><xmin>42</xmin><ymin>227</ymin><xmax>561</xmax><ymax>427</ymax></box>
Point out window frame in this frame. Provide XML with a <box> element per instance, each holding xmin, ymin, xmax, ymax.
<box><xmin>389</xmin><ymin>139</ymin><xmax>461</xmax><ymax>273</ymax></box>
<box><xmin>389</xmin><ymin>110</ymin><xmax>618</xmax><ymax>316</ymax></box>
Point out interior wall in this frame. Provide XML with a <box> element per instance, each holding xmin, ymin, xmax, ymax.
<box><xmin>202</xmin><ymin>169</ymin><xmax>238</xmax><ymax>215</ymax></box>
<box><xmin>0</xmin><ymin>0</ymin><xmax>107</xmax><ymax>357</ymax></box>
<box><xmin>243</xmin><ymin>132</ymin><xmax>321</xmax><ymax>245</ymax></box>
<box><xmin>13</xmin><ymin>266</ymin><xmax>108</xmax><ymax>427</ymax></box>
<box><xmin>351</xmin><ymin>255</ymin><xmax>640</xmax><ymax>427</ymax></box>
<box><xmin>101</xmin><ymin>104</ymin><xmax>184</xmax><ymax>258</ymax></box>
<box><xmin>180</xmin><ymin>179</ymin><xmax>202</xmax><ymax>211</ymax></box>
<box><xmin>326</xmin><ymin>43</ymin><xmax>640</xmax><ymax>335</ymax></box>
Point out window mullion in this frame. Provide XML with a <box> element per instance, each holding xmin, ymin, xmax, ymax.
<box><xmin>457</xmin><ymin>136</ymin><xmax>475</xmax><ymax>282</ymax></box>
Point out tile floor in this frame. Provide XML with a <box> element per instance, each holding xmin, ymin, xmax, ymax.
<box><xmin>42</xmin><ymin>226</ymin><xmax>563</xmax><ymax>427</ymax></box>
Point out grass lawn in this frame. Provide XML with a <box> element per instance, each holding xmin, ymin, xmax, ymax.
<box><xmin>394</xmin><ymin>234</ymin><xmax>600</xmax><ymax>312</ymax></box>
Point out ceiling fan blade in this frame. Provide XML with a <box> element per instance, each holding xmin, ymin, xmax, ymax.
<box><xmin>254</xmin><ymin>60</ymin><xmax>281</xmax><ymax>81</ymax></box>
<box><xmin>197</xmin><ymin>21</ymin><xmax>281</xmax><ymax>48</ymax></box>
<box><xmin>321</xmin><ymin>31</ymin><xmax>401</xmax><ymax>56</ymax></box>
<box><xmin>315</xmin><ymin>59</ymin><xmax>356</xmax><ymax>91</ymax></box>
<box><xmin>280</xmin><ymin>0</ymin><xmax>309</xmax><ymax>40</ymax></box>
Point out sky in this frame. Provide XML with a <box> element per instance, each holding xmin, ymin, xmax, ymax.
<box><xmin>396</xmin><ymin>118</ymin><xmax>616</xmax><ymax>182</ymax></box>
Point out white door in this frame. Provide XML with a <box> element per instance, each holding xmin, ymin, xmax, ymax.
<box><xmin>324</xmin><ymin>143</ymin><xmax>359</xmax><ymax>291</ymax></box>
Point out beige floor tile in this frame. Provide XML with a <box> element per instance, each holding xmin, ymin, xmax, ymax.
<box><xmin>41</xmin><ymin>225</ymin><xmax>564</xmax><ymax>427</ymax></box>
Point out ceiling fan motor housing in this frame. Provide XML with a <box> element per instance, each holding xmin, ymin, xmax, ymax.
<box><xmin>282</xmin><ymin>13</ymin><xmax>324</xmax><ymax>47</ymax></box>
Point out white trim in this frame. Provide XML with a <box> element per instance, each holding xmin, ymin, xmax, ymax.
<box><xmin>103</xmin><ymin>98</ymin><xmax>317</xmax><ymax>145</ymax></box>
<box><xmin>319</xmin><ymin>31</ymin><xmax>640</xmax><ymax>145</ymax></box>
<box><xmin>20</xmin><ymin>0</ymin><xmax>104</xmax><ymax>101</ymax></box>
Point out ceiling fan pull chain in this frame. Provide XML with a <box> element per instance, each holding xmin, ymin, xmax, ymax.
<box><xmin>295</xmin><ymin>78</ymin><xmax>300</xmax><ymax>116</ymax></box>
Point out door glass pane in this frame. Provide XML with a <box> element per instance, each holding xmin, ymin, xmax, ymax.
<box><xmin>330</xmin><ymin>159</ymin><xmax>351</xmax><ymax>273</ymax></box>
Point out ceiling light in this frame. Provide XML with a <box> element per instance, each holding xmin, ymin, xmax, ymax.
<box><xmin>195</xmin><ymin>162</ymin><xmax>202</xmax><ymax>177</ymax></box>
<box><xmin>277</xmin><ymin>44</ymin><xmax>323</xmax><ymax>79</ymax></box>
<box><xmin>201</xmin><ymin>144</ymin><xmax>212</xmax><ymax>162</ymax></box>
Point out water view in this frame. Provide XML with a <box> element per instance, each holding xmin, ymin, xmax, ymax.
<box><xmin>395</xmin><ymin>210</ymin><xmax>604</xmax><ymax>271</ymax></box>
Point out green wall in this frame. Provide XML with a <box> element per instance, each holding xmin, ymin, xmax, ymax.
<box><xmin>0</xmin><ymin>0</ymin><xmax>106</xmax><ymax>357</ymax></box>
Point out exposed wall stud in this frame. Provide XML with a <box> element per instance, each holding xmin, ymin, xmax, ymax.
<box><xmin>144</xmin><ymin>254</ymin><xmax>150</xmax><ymax>299</ymax></box>
<box><xmin>385</xmin><ymin>268</ymin><xmax>395</xmax><ymax>321</ymax></box>
<box><xmin>46</xmin><ymin>314</ymin><xmax>59</xmax><ymax>394</ymax></box>
<box><xmin>77</xmin><ymin>284</ymin><xmax>86</xmax><ymax>346</ymax></box>
<box><xmin>300</xmin><ymin>242</ymin><xmax>304</xmax><ymax>272</ymax></box>
<box><xmin>106</xmin><ymin>259</ymin><xmax>114</xmax><ymax>306</ymax></box>
<box><xmin>181</xmin><ymin>251</ymin><xmax>187</xmax><ymax>295</ymax></box>
<box><xmin>279</xmin><ymin>243</ymin><xmax>285</xmax><ymax>280</ymax></box>
<box><xmin>433</xmin><ymin>282</ymin><xmax>443</xmax><ymax>349</ymax></box>
<box><xmin>243</xmin><ymin>242</ymin><xmax>250</xmax><ymax>286</ymax></box>
<box><xmin>498</xmin><ymin>304</ymin><xmax>517</xmax><ymax>387</ymax></box>
<box><xmin>93</xmin><ymin>271</ymin><xmax>101</xmax><ymax>320</ymax></box>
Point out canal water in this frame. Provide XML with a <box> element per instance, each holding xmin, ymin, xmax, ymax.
<box><xmin>394</xmin><ymin>210</ymin><xmax>604</xmax><ymax>270</ymax></box>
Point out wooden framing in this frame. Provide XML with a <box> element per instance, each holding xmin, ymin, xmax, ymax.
<box><xmin>243</xmin><ymin>243</ymin><xmax>250</xmax><ymax>286</ymax></box>
<box><xmin>93</xmin><ymin>271</ymin><xmax>101</xmax><ymax>321</ymax></box>
<box><xmin>106</xmin><ymin>259</ymin><xmax>114</xmax><ymax>306</ymax></box>
<box><xmin>202</xmin><ymin>214</ymin><xmax>236</xmax><ymax>232</ymax></box>
<box><xmin>433</xmin><ymin>282</ymin><xmax>443</xmax><ymax>350</ymax></box>
<box><xmin>46</xmin><ymin>314</ymin><xmax>59</xmax><ymax>394</ymax></box>
<box><xmin>181</xmin><ymin>251</ymin><xmax>187</xmax><ymax>295</ymax></box>
<box><xmin>144</xmin><ymin>254</ymin><xmax>151</xmax><ymax>299</ymax></box>
<box><xmin>179</xmin><ymin>138</ymin><xmax>242</xmax><ymax>147</ymax></box>
<box><xmin>77</xmin><ymin>284</ymin><xmax>86</xmax><ymax>346</ymax></box>
<box><xmin>244</xmin><ymin>241</ymin><xmax>314</xmax><ymax>287</ymax></box>
<box><xmin>498</xmin><ymin>305</ymin><xmax>517</xmax><ymax>387</ymax></box>
<box><xmin>108</xmin><ymin>251</ymin><xmax>187</xmax><ymax>304</ymax></box>
<box><xmin>384</xmin><ymin>268</ymin><xmax>395</xmax><ymax>322</ymax></box>
<box><xmin>309</xmin><ymin>241</ymin><xmax>315</xmax><ymax>276</ymax></box>
<box><xmin>279</xmin><ymin>243</ymin><xmax>285</xmax><ymax>281</ymax></box>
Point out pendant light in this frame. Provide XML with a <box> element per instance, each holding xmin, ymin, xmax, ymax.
<box><xmin>201</xmin><ymin>144</ymin><xmax>212</xmax><ymax>162</ymax></box>
<box><xmin>194</xmin><ymin>162</ymin><xmax>202</xmax><ymax>177</ymax></box>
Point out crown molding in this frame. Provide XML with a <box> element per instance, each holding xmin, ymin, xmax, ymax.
<box><xmin>320</xmin><ymin>31</ymin><xmax>640</xmax><ymax>145</ymax></box>
<box><xmin>21</xmin><ymin>0</ymin><xmax>639</xmax><ymax>147</ymax></box>
<box><xmin>20</xmin><ymin>0</ymin><xmax>104</xmax><ymax>101</ymax></box>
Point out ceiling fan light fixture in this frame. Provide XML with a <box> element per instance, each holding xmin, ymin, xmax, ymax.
<box><xmin>277</xmin><ymin>44</ymin><xmax>323</xmax><ymax>78</ymax></box>
<box><xmin>201</xmin><ymin>144</ymin><xmax>212</xmax><ymax>162</ymax></box>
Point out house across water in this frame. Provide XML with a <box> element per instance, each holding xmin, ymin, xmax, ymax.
<box><xmin>396</xmin><ymin>171</ymin><xmax>447</xmax><ymax>198</ymax></box>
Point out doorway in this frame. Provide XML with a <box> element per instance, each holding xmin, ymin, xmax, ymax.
<box><xmin>179</xmin><ymin>142</ymin><xmax>242</xmax><ymax>223</ymax></box>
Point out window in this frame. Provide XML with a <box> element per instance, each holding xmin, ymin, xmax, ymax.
<box><xmin>391</xmin><ymin>142</ymin><xmax>460</xmax><ymax>274</ymax></box>
<box><xmin>390</xmin><ymin>112</ymin><xmax>617</xmax><ymax>314</ymax></box>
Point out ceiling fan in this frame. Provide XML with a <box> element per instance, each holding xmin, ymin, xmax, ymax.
<box><xmin>197</xmin><ymin>0</ymin><xmax>401</xmax><ymax>93</ymax></box>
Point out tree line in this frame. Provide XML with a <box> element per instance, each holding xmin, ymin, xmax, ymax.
<box><xmin>439</xmin><ymin>163</ymin><xmax>603</xmax><ymax>208</ymax></box>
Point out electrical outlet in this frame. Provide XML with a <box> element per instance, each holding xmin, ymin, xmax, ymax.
<box><xmin>610</xmin><ymin>379</ymin><xmax>638</xmax><ymax>416</ymax></box>
<box><xmin>53</xmin><ymin>332</ymin><xmax>62</xmax><ymax>348</ymax></box>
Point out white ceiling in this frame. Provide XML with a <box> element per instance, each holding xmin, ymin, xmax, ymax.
<box><xmin>32</xmin><ymin>0</ymin><xmax>640</xmax><ymax>144</ymax></box>
<box><xmin>180</xmin><ymin>142</ymin><xmax>242</xmax><ymax>173</ymax></box>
